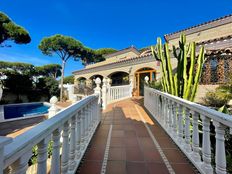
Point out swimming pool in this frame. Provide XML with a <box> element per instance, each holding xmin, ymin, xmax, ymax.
<box><xmin>2</xmin><ymin>103</ymin><xmax>50</xmax><ymax>120</ymax></box>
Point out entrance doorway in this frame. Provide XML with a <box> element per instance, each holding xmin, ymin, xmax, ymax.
<box><xmin>135</xmin><ymin>68</ymin><xmax>156</xmax><ymax>96</ymax></box>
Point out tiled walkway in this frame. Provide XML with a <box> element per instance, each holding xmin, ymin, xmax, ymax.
<box><xmin>77</xmin><ymin>98</ymin><xmax>197</xmax><ymax>174</ymax></box>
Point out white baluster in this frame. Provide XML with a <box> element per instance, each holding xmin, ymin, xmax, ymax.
<box><xmin>102</xmin><ymin>78</ymin><xmax>107</xmax><ymax>109</ymax></box>
<box><xmin>68</xmin><ymin>116</ymin><xmax>76</xmax><ymax>172</ymax></box>
<box><xmin>80</xmin><ymin>108</ymin><xmax>86</xmax><ymax>150</ymax></box>
<box><xmin>84</xmin><ymin>106</ymin><xmax>89</xmax><ymax>142</ymax></box>
<box><xmin>177</xmin><ymin>104</ymin><xmax>184</xmax><ymax>146</ymax></box>
<box><xmin>213</xmin><ymin>121</ymin><xmax>227</xmax><ymax>174</ymax></box>
<box><xmin>61</xmin><ymin>121</ymin><xmax>70</xmax><ymax>174</ymax></box>
<box><xmin>191</xmin><ymin>111</ymin><xmax>201</xmax><ymax>163</ymax></box>
<box><xmin>200</xmin><ymin>115</ymin><xmax>213</xmax><ymax>173</ymax></box>
<box><xmin>51</xmin><ymin>129</ymin><xmax>61</xmax><ymax>174</ymax></box>
<box><xmin>76</xmin><ymin>111</ymin><xmax>81</xmax><ymax>160</ymax></box>
<box><xmin>0</xmin><ymin>137</ymin><xmax>12</xmax><ymax>174</ymax></box>
<box><xmin>37</xmin><ymin>138</ymin><xmax>49</xmax><ymax>174</ymax></box>
<box><xmin>172</xmin><ymin>101</ymin><xmax>177</xmax><ymax>139</ymax></box>
<box><xmin>168</xmin><ymin>100</ymin><xmax>173</xmax><ymax>132</ymax></box>
<box><xmin>11</xmin><ymin>152</ymin><xmax>31</xmax><ymax>174</ymax></box>
<box><xmin>184</xmin><ymin>107</ymin><xmax>192</xmax><ymax>153</ymax></box>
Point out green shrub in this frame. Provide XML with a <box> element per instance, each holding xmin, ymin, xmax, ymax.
<box><xmin>203</xmin><ymin>91</ymin><xmax>232</xmax><ymax>107</ymax></box>
<box><xmin>149</xmin><ymin>81</ymin><xmax>162</xmax><ymax>91</ymax></box>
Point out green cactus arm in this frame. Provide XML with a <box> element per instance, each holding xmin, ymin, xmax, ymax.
<box><xmin>184</xmin><ymin>42</ymin><xmax>196</xmax><ymax>100</ymax></box>
<box><xmin>164</xmin><ymin>43</ymin><xmax>174</xmax><ymax>95</ymax></box>
<box><xmin>156</xmin><ymin>38</ymin><xmax>170</xmax><ymax>93</ymax></box>
<box><xmin>173</xmin><ymin>74</ymin><xmax>178</xmax><ymax>96</ymax></box>
<box><xmin>190</xmin><ymin>46</ymin><xmax>205</xmax><ymax>101</ymax></box>
<box><xmin>151</xmin><ymin>46</ymin><xmax>160</xmax><ymax>60</ymax></box>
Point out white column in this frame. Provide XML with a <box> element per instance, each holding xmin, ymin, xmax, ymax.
<box><xmin>76</xmin><ymin>111</ymin><xmax>81</xmax><ymax>160</ymax></box>
<box><xmin>61</xmin><ymin>121</ymin><xmax>70</xmax><ymax>174</ymax></box>
<box><xmin>37</xmin><ymin>138</ymin><xmax>49</xmax><ymax>174</ymax></box>
<box><xmin>94</xmin><ymin>77</ymin><xmax>101</xmax><ymax>105</ymax></box>
<box><xmin>177</xmin><ymin>104</ymin><xmax>183</xmax><ymax>146</ymax></box>
<box><xmin>129</xmin><ymin>78</ymin><xmax>133</xmax><ymax>97</ymax></box>
<box><xmin>0</xmin><ymin>137</ymin><xmax>12</xmax><ymax>174</ymax></box>
<box><xmin>184</xmin><ymin>107</ymin><xmax>191</xmax><ymax>153</ymax></box>
<box><xmin>48</xmin><ymin>96</ymin><xmax>59</xmax><ymax>118</ymax></box>
<box><xmin>11</xmin><ymin>152</ymin><xmax>31</xmax><ymax>174</ymax></box>
<box><xmin>106</xmin><ymin>78</ymin><xmax>111</xmax><ymax>105</ymax></box>
<box><xmin>80</xmin><ymin>108</ymin><xmax>85</xmax><ymax>150</ymax></box>
<box><xmin>51</xmin><ymin>129</ymin><xmax>61</xmax><ymax>174</ymax></box>
<box><xmin>213</xmin><ymin>121</ymin><xmax>227</xmax><ymax>174</ymax></box>
<box><xmin>191</xmin><ymin>111</ymin><xmax>201</xmax><ymax>163</ymax></box>
<box><xmin>172</xmin><ymin>101</ymin><xmax>177</xmax><ymax>139</ymax></box>
<box><xmin>84</xmin><ymin>106</ymin><xmax>89</xmax><ymax>142</ymax></box>
<box><xmin>68</xmin><ymin>116</ymin><xmax>76</xmax><ymax>172</ymax></box>
<box><xmin>168</xmin><ymin>100</ymin><xmax>173</xmax><ymax>132</ymax></box>
<box><xmin>200</xmin><ymin>115</ymin><xmax>213</xmax><ymax>173</ymax></box>
<box><xmin>102</xmin><ymin>78</ymin><xmax>107</xmax><ymax>110</ymax></box>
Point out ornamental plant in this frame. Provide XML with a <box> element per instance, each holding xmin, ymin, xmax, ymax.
<box><xmin>151</xmin><ymin>33</ymin><xmax>205</xmax><ymax>101</ymax></box>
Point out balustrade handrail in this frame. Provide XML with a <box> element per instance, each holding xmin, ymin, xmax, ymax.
<box><xmin>109</xmin><ymin>84</ymin><xmax>130</xmax><ymax>89</ymax></box>
<box><xmin>3</xmin><ymin>94</ymin><xmax>99</xmax><ymax>170</ymax></box>
<box><xmin>145</xmin><ymin>87</ymin><xmax>232</xmax><ymax>129</ymax></box>
<box><xmin>144</xmin><ymin>86</ymin><xmax>231</xmax><ymax>174</ymax></box>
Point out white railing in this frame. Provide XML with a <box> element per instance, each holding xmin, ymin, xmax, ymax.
<box><xmin>100</xmin><ymin>78</ymin><xmax>133</xmax><ymax>109</ymax></box>
<box><xmin>107</xmin><ymin>85</ymin><xmax>131</xmax><ymax>104</ymax></box>
<box><xmin>0</xmin><ymin>94</ymin><xmax>101</xmax><ymax>174</ymax></box>
<box><xmin>144</xmin><ymin>86</ymin><xmax>232</xmax><ymax>174</ymax></box>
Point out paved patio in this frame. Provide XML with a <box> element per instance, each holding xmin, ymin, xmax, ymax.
<box><xmin>77</xmin><ymin>98</ymin><xmax>197</xmax><ymax>174</ymax></box>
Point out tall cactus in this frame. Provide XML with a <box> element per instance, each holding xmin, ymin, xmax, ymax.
<box><xmin>151</xmin><ymin>33</ymin><xmax>205</xmax><ymax>102</ymax></box>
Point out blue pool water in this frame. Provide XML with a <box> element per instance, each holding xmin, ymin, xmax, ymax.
<box><xmin>4</xmin><ymin>103</ymin><xmax>50</xmax><ymax>119</ymax></box>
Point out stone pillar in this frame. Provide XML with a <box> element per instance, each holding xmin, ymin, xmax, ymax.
<box><xmin>94</xmin><ymin>78</ymin><xmax>102</xmax><ymax>105</ymax></box>
<box><xmin>102</xmin><ymin>78</ymin><xmax>107</xmax><ymax>110</ymax></box>
<box><xmin>145</xmin><ymin>76</ymin><xmax>149</xmax><ymax>84</ymax></box>
<box><xmin>86</xmin><ymin>79</ymin><xmax>93</xmax><ymax>89</ymax></box>
<box><xmin>48</xmin><ymin>96</ymin><xmax>59</xmax><ymax>118</ymax></box>
<box><xmin>129</xmin><ymin>78</ymin><xmax>133</xmax><ymax>97</ymax></box>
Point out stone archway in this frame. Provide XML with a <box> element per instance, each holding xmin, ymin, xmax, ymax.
<box><xmin>134</xmin><ymin>67</ymin><xmax>156</xmax><ymax>96</ymax></box>
<box><xmin>89</xmin><ymin>74</ymin><xmax>104</xmax><ymax>89</ymax></box>
<box><xmin>108</xmin><ymin>71</ymin><xmax>129</xmax><ymax>86</ymax></box>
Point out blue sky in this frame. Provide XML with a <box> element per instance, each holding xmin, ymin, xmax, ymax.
<box><xmin>0</xmin><ymin>0</ymin><xmax>231</xmax><ymax>76</ymax></box>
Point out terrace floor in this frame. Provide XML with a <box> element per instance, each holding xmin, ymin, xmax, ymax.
<box><xmin>77</xmin><ymin>97</ymin><xmax>197</xmax><ymax>174</ymax></box>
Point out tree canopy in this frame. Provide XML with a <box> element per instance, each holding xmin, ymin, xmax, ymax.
<box><xmin>0</xmin><ymin>12</ymin><xmax>31</xmax><ymax>47</ymax></box>
<box><xmin>38</xmin><ymin>34</ymin><xmax>89</xmax><ymax>100</ymax></box>
<box><xmin>35</xmin><ymin>64</ymin><xmax>61</xmax><ymax>79</ymax></box>
<box><xmin>63</xmin><ymin>75</ymin><xmax>74</xmax><ymax>84</ymax></box>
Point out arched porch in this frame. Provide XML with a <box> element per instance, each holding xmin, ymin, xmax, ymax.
<box><xmin>107</xmin><ymin>71</ymin><xmax>129</xmax><ymax>86</ymax></box>
<box><xmin>134</xmin><ymin>67</ymin><xmax>156</xmax><ymax>96</ymax></box>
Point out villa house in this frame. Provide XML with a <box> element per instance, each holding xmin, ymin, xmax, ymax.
<box><xmin>73</xmin><ymin>14</ymin><xmax>232</xmax><ymax>99</ymax></box>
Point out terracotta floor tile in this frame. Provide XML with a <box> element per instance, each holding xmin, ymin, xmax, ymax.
<box><xmin>78</xmin><ymin>98</ymin><xmax>196</xmax><ymax>174</ymax></box>
<box><xmin>138</xmin><ymin>137</ymin><xmax>155</xmax><ymax>149</ymax></box>
<box><xmin>108</xmin><ymin>147</ymin><xmax>126</xmax><ymax>161</ymax></box>
<box><xmin>124</xmin><ymin>137</ymin><xmax>139</xmax><ymax>147</ymax></box>
<box><xmin>85</xmin><ymin>147</ymin><xmax>105</xmax><ymax>161</ymax></box>
<box><xmin>146</xmin><ymin>162</ymin><xmax>169</xmax><ymax>174</ymax></box>
<box><xmin>112</xmin><ymin>130</ymin><xmax>124</xmax><ymax>137</ymax></box>
<box><xmin>110</xmin><ymin>137</ymin><xmax>125</xmax><ymax>147</ymax></box>
<box><xmin>126</xmin><ymin>162</ymin><xmax>147</xmax><ymax>174</ymax></box>
<box><xmin>163</xmin><ymin>149</ymin><xmax>188</xmax><ymax>163</ymax></box>
<box><xmin>106</xmin><ymin>161</ymin><xmax>126</xmax><ymax>174</ymax></box>
<box><xmin>126</xmin><ymin>147</ymin><xmax>144</xmax><ymax>161</ymax></box>
<box><xmin>171</xmin><ymin>163</ymin><xmax>197</xmax><ymax>174</ymax></box>
<box><xmin>124</xmin><ymin>130</ymin><xmax>137</xmax><ymax>138</ymax></box>
<box><xmin>155</xmin><ymin>137</ymin><xmax>176</xmax><ymax>149</ymax></box>
<box><xmin>78</xmin><ymin>161</ymin><xmax>102</xmax><ymax>174</ymax></box>
<box><xmin>143</xmin><ymin>148</ymin><xmax>163</xmax><ymax>162</ymax></box>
